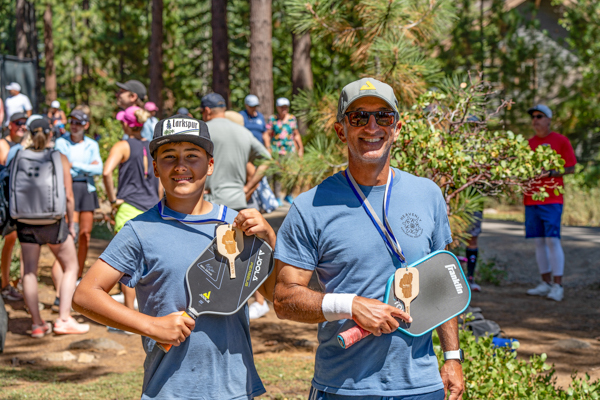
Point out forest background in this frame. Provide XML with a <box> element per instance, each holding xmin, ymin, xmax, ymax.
<box><xmin>0</xmin><ymin>0</ymin><xmax>600</xmax><ymax>230</ymax></box>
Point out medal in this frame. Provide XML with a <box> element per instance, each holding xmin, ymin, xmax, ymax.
<box><xmin>215</xmin><ymin>224</ymin><xmax>244</xmax><ymax>279</ymax></box>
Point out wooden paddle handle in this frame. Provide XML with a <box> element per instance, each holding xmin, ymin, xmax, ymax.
<box><xmin>337</xmin><ymin>325</ymin><xmax>372</xmax><ymax>349</ymax></box>
<box><xmin>156</xmin><ymin>311</ymin><xmax>192</xmax><ymax>353</ymax></box>
<box><xmin>229</xmin><ymin>258</ymin><xmax>236</xmax><ymax>279</ymax></box>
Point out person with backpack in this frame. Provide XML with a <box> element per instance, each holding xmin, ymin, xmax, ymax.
<box><xmin>103</xmin><ymin>106</ymin><xmax>161</xmax><ymax>312</ymax></box>
<box><xmin>0</xmin><ymin>112</ymin><xmax>28</xmax><ymax>302</ymax></box>
<box><xmin>50</xmin><ymin>109</ymin><xmax>102</xmax><ymax>310</ymax></box>
<box><xmin>11</xmin><ymin>118</ymin><xmax>89</xmax><ymax>337</ymax></box>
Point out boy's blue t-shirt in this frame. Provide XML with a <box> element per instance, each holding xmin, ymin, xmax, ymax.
<box><xmin>240</xmin><ymin>109</ymin><xmax>266</xmax><ymax>144</ymax></box>
<box><xmin>100</xmin><ymin>203</ymin><xmax>265</xmax><ymax>400</ymax></box>
<box><xmin>274</xmin><ymin>168</ymin><xmax>452</xmax><ymax>397</ymax></box>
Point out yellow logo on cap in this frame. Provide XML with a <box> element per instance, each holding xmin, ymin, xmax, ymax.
<box><xmin>360</xmin><ymin>81</ymin><xmax>376</xmax><ymax>91</ymax></box>
<box><xmin>203</xmin><ymin>291</ymin><xmax>211</xmax><ymax>300</ymax></box>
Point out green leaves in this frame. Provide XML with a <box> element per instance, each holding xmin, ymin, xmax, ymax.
<box><xmin>434</xmin><ymin>328</ymin><xmax>600</xmax><ymax>399</ymax></box>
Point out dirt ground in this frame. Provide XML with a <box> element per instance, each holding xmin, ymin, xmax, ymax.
<box><xmin>1</xmin><ymin>213</ymin><xmax>599</xmax><ymax>395</ymax></box>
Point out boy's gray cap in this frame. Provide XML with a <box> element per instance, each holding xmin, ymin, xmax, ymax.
<box><xmin>337</xmin><ymin>77</ymin><xmax>399</xmax><ymax>122</ymax></box>
<box><xmin>527</xmin><ymin>104</ymin><xmax>552</xmax><ymax>119</ymax></box>
<box><xmin>150</xmin><ymin>114</ymin><xmax>213</xmax><ymax>156</ymax></box>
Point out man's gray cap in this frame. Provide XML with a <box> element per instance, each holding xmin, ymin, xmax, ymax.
<box><xmin>337</xmin><ymin>77</ymin><xmax>399</xmax><ymax>122</ymax></box>
<box><xmin>527</xmin><ymin>104</ymin><xmax>552</xmax><ymax>119</ymax></box>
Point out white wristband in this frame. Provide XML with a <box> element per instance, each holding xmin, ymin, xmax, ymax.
<box><xmin>322</xmin><ymin>293</ymin><xmax>357</xmax><ymax>321</ymax></box>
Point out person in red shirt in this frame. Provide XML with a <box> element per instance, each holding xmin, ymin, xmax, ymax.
<box><xmin>524</xmin><ymin>104</ymin><xmax>576</xmax><ymax>302</ymax></box>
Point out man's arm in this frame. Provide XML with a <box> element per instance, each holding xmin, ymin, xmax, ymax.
<box><xmin>436</xmin><ymin>317</ymin><xmax>464</xmax><ymax>400</ymax></box>
<box><xmin>244</xmin><ymin>164</ymin><xmax>268</xmax><ymax>199</ymax></box>
<box><xmin>549</xmin><ymin>166</ymin><xmax>575</xmax><ymax>178</ymax></box>
<box><xmin>274</xmin><ymin>260</ymin><xmax>411</xmax><ymax>334</ymax></box>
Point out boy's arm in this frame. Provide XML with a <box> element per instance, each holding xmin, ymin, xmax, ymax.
<box><xmin>73</xmin><ymin>259</ymin><xmax>195</xmax><ymax>346</ymax></box>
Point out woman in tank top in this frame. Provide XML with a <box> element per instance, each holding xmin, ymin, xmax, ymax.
<box><xmin>103</xmin><ymin>106</ymin><xmax>161</xmax><ymax>312</ymax></box>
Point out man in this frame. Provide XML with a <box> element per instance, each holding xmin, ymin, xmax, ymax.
<box><xmin>4</xmin><ymin>82</ymin><xmax>32</xmax><ymax>126</ymax></box>
<box><xmin>525</xmin><ymin>104</ymin><xmax>576</xmax><ymax>302</ymax></box>
<box><xmin>201</xmin><ymin>93</ymin><xmax>273</xmax><ymax>319</ymax></box>
<box><xmin>115</xmin><ymin>80</ymin><xmax>154</xmax><ymax>141</ymax></box>
<box><xmin>240</xmin><ymin>94</ymin><xmax>267</xmax><ymax>144</ymax></box>
<box><xmin>176</xmin><ymin>107</ymin><xmax>193</xmax><ymax>118</ymax></box>
<box><xmin>465</xmin><ymin>211</ymin><xmax>482</xmax><ymax>292</ymax></box>
<box><xmin>0</xmin><ymin>112</ymin><xmax>28</xmax><ymax>302</ymax></box>
<box><xmin>273</xmin><ymin>78</ymin><xmax>464</xmax><ymax>400</ymax></box>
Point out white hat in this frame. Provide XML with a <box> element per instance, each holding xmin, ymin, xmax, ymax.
<box><xmin>244</xmin><ymin>94</ymin><xmax>260</xmax><ymax>107</ymax></box>
<box><xmin>26</xmin><ymin>114</ymin><xmax>43</xmax><ymax>129</ymax></box>
<box><xmin>276</xmin><ymin>97</ymin><xmax>290</xmax><ymax>107</ymax></box>
<box><xmin>50</xmin><ymin>100</ymin><xmax>60</xmax><ymax>109</ymax></box>
<box><xmin>527</xmin><ymin>104</ymin><xmax>552</xmax><ymax>119</ymax></box>
<box><xmin>5</xmin><ymin>82</ymin><xmax>21</xmax><ymax>92</ymax></box>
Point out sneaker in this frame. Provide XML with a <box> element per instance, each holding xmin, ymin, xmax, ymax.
<box><xmin>1</xmin><ymin>285</ymin><xmax>23</xmax><ymax>301</ymax></box>
<box><xmin>526</xmin><ymin>282</ymin><xmax>552</xmax><ymax>296</ymax></box>
<box><xmin>54</xmin><ymin>316</ymin><xmax>90</xmax><ymax>335</ymax></box>
<box><xmin>547</xmin><ymin>283</ymin><xmax>564</xmax><ymax>302</ymax></box>
<box><xmin>284</xmin><ymin>195</ymin><xmax>294</xmax><ymax>205</ymax></box>
<box><xmin>31</xmin><ymin>321</ymin><xmax>52</xmax><ymax>338</ymax></box>
<box><xmin>248</xmin><ymin>301</ymin><xmax>270</xmax><ymax>320</ymax></box>
<box><xmin>468</xmin><ymin>277</ymin><xmax>481</xmax><ymax>292</ymax></box>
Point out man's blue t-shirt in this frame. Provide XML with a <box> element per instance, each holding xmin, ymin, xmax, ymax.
<box><xmin>274</xmin><ymin>168</ymin><xmax>452</xmax><ymax>397</ymax></box>
<box><xmin>100</xmin><ymin>203</ymin><xmax>265</xmax><ymax>400</ymax></box>
<box><xmin>240</xmin><ymin>109</ymin><xmax>266</xmax><ymax>144</ymax></box>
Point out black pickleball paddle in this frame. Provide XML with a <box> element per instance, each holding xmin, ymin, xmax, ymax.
<box><xmin>157</xmin><ymin>231</ymin><xmax>273</xmax><ymax>352</ymax></box>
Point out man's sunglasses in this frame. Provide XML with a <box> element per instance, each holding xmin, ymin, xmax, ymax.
<box><xmin>70</xmin><ymin>119</ymin><xmax>86</xmax><ymax>125</ymax></box>
<box><xmin>344</xmin><ymin>111</ymin><xmax>396</xmax><ymax>127</ymax></box>
<box><xmin>13</xmin><ymin>120</ymin><xmax>26</xmax><ymax>126</ymax></box>
<box><xmin>531</xmin><ymin>114</ymin><xmax>546</xmax><ymax>119</ymax></box>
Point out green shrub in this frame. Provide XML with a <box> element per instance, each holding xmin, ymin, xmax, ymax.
<box><xmin>432</xmin><ymin>329</ymin><xmax>600</xmax><ymax>399</ymax></box>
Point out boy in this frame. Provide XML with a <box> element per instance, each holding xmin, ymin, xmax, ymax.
<box><xmin>73</xmin><ymin>115</ymin><xmax>276</xmax><ymax>399</ymax></box>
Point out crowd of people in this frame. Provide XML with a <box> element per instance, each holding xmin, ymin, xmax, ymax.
<box><xmin>0</xmin><ymin>75</ymin><xmax>577</xmax><ymax>399</ymax></box>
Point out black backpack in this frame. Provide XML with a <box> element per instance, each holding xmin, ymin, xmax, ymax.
<box><xmin>0</xmin><ymin>164</ymin><xmax>14</xmax><ymax>236</ymax></box>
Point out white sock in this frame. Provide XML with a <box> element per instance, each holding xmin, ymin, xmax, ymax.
<box><xmin>545</xmin><ymin>237</ymin><xmax>564</xmax><ymax>279</ymax></box>
<box><xmin>534</xmin><ymin>238</ymin><xmax>551</xmax><ymax>275</ymax></box>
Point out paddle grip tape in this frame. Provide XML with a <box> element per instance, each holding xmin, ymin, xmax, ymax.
<box><xmin>337</xmin><ymin>325</ymin><xmax>371</xmax><ymax>349</ymax></box>
<box><xmin>157</xmin><ymin>311</ymin><xmax>192</xmax><ymax>353</ymax></box>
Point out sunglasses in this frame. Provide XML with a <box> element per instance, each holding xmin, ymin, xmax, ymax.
<box><xmin>70</xmin><ymin>119</ymin><xmax>87</xmax><ymax>125</ymax></box>
<box><xmin>13</xmin><ymin>120</ymin><xmax>26</xmax><ymax>126</ymax></box>
<box><xmin>344</xmin><ymin>111</ymin><xmax>396</xmax><ymax>127</ymax></box>
<box><xmin>531</xmin><ymin>114</ymin><xmax>546</xmax><ymax>119</ymax></box>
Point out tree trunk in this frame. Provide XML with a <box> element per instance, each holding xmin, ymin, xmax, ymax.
<box><xmin>149</xmin><ymin>0</ymin><xmax>164</xmax><ymax>112</ymax></box>
<box><xmin>211</xmin><ymin>0</ymin><xmax>229</xmax><ymax>106</ymax></box>
<box><xmin>249</xmin><ymin>0</ymin><xmax>273</xmax><ymax>117</ymax></box>
<box><xmin>16</xmin><ymin>0</ymin><xmax>27</xmax><ymax>58</ymax></box>
<box><xmin>292</xmin><ymin>32</ymin><xmax>313</xmax><ymax>135</ymax></box>
<box><xmin>43</xmin><ymin>3</ymin><xmax>57</xmax><ymax>103</ymax></box>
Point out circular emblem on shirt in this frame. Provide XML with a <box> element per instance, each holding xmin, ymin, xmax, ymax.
<box><xmin>400</xmin><ymin>213</ymin><xmax>423</xmax><ymax>238</ymax></box>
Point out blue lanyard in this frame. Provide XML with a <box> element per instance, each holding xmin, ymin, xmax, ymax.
<box><xmin>344</xmin><ymin>168</ymin><xmax>406</xmax><ymax>265</ymax></box>
<box><xmin>157</xmin><ymin>198</ymin><xmax>228</xmax><ymax>225</ymax></box>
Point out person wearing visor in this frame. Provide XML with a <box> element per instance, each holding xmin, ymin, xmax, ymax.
<box><xmin>52</xmin><ymin>110</ymin><xmax>102</xmax><ymax>307</ymax></box>
<box><xmin>263</xmin><ymin>97</ymin><xmax>304</xmax><ymax>205</ymax></box>
<box><xmin>102</xmin><ymin>105</ymin><xmax>158</xmax><ymax>314</ymax></box>
<box><xmin>74</xmin><ymin>115</ymin><xmax>277</xmax><ymax>399</ymax></box>
<box><xmin>273</xmin><ymin>78</ymin><xmax>463</xmax><ymax>399</ymax></box>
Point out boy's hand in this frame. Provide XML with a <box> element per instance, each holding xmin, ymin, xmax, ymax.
<box><xmin>149</xmin><ymin>311</ymin><xmax>195</xmax><ymax>346</ymax></box>
<box><xmin>233</xmin><ymin>209</ymin><xmax>276</xmax><ymax>248</ymax></box>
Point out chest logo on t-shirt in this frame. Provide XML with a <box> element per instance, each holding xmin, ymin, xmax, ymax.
<box><xmin>400</xmin><ymin>212</ymin><xmax>423</xmax><ymax>238</ymax></box>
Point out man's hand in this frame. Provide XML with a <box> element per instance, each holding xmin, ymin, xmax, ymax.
<box><xmin>148</xmin><ymin>311</ymin><xmax>195</xmax><ymax>346</ymax></box>
<box><xmin>351</xmin><ymin>296</ymin><xmax>412</xmax><ymax>336</ymax></box>
<box><xmin>440</xmin><ymin>360</ymin><xmax>464</xmax><ymax>400</ymax></box>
